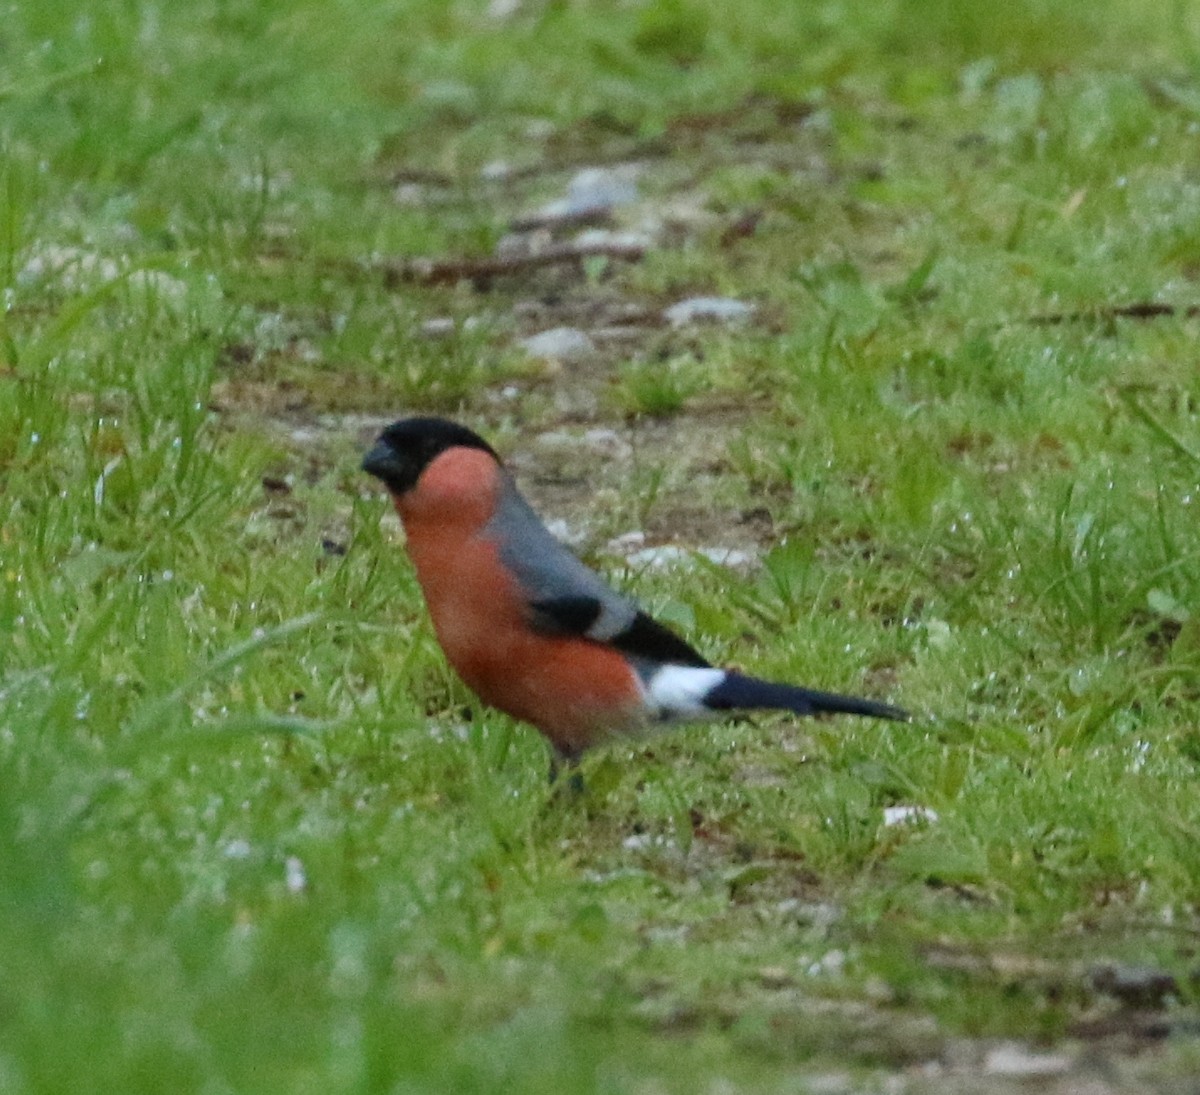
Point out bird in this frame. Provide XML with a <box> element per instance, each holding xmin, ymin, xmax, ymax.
<box><xmin>362</xmin><ymin>416</ymin><xmax>909</xmax><ymax>768</ymax></box>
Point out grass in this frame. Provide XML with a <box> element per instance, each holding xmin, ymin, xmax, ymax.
<box><xmin>5</xmin><ymin>0</ymin><xmax>1200</xmax><ymax>1090</ymax></box>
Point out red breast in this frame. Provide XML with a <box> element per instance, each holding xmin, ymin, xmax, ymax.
<box><xmin>393</xmin><ymin>447</ymin><xmax>645</xmax><ymax>755</ymax></box>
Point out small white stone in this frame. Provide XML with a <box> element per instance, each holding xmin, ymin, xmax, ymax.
<box><xmin>480</xmin><ymin>159</ymin><xmax>514</xmax><ymax>180</ymax></box>
<box><xmin>392</xmin><ymin>183</ymin><xmax>426</xmax><ymax>206</ymax></box>
<box><xmin>526</xmin><ymin>165</ymin><xmax>641</xmax><ymax>223</ymax></box>
<box><xmin>924</xmin><ymin>619</ymin><xmax>953</xmax><ymax>650</ymax></box>
<box><xmin>567</xmin><ymin>166</ymin><xmax>639</xmax><ymax>211</ymax></box>
<box><xmin>625</xmin><ymin>546</ymin><xmax>693</xmax><ymax>569</ymax></box>
<box><xmin>622</xmin><ymin>832</ymin><xmax>671</xmax><ymax>851</ymax></box>
<box><xmin>664</xmin><ymin>296</ymin><xmax>756</xmax><ymax>327</ymax></box>
<box><xmin>19</xmin><ymin>245</ymin><xmax>121</xmax><ymax>290</ymax></box>
<box><xmin>697</xmin><ymin>546</ymin><xmax>758</xmax><ymax>569</ymax></box>
<box><xmin>420</xmin><ymin>317</ymin><xmax>456</xmax><ymax>339</ymax></box>
<box><xmin>573</xmin><ymin>228</ymin><xmax>653</xmax><ymax>251</ymax></box>
<box><xmin>254</xmin><ymin>312</ymin><xmax>290</xmax><ymax>349</ymax></box>
<box><xmin>806</xmin><ymin>949</ymin><xmax>846</xmax><ymax>977</ymax></box>
<box><xmin>983</xmin><ymin>1043</ymin><xmax>1072</xmax><ymax>1077</ymax></box>
<box><xmin>544</xmin><ymin>518</ymin><xmax>588</xmax><ymax>547</ymax></box>
<box><xmin>883</xmin><ymin>805</ymin><xmax>940</xmax><ymax>827</ymax></box>
<box><xmin>284</xmin><ymin>856</ymin><xmax>308</xmax><ymax>894</ymax></box>
<box><xmin>623</xmin><ymin>543</ymin><xmax>759</xmax><ymax>572</ymax></box>
<box><xmin>518</xmin><ymin>326</ymin><xmax>595</xmax><ymax>362</ymax></box>
<box><xmin>605</xmin><ymin>530</ymin><xmax>647</xmax><ymax>553</ymax></box>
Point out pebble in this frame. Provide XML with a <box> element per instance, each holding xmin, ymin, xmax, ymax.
<box><xmin>573</xmin><ymin>228</ymin><xmax>654</xmax><ymax>252</ymax></box>
<box><xmin>623</xmin><ymin>544</ymin><xmax>759</xmax><ymax>571</ymax></box>
<box><xmin>544</xmin><ymin>518</ymin><xmax>589</xmax><ymax>547</ymax></box>
<box><xmin>420</xmin><ymin>317</ymin><xmax>456</xmax><ymax>339</ymax></box>
<box><xmin>883</xmin><ymin>805</ymin><xmax>940</xmax><ymax>827</ymax></box>
<box><xmin>18</xmin><ymin>245</ymin><xmax>120</xmax><ymax>288</ymax></box>
<box><xmin>518</xmin><ymin>326</ymin><xmax>595</xmax><ymax>363</ymax></box>
<box><xmin>530</xmin><ymin>164</ymin><xmax>640</xmax><ymax>224</ymax></box>
<box><xmin>621</xmin><ymin>832</ymin><xmax>673</xmax><ymax>852</ymax></box>
<box><xmin>606</xmin><ymin>530</ymin><xmax>646</xmax><ymax>553</ymax></box>
<box><xmin>253</xmin><ymin>312</ymin><xmax>291</xmax><ymax>350</ymax></box>
<box><xmin>983</xmin><ymin>1043</ymin><xmax>1072</xmax><ymax>1077</ymax></box>
<box><xmin>20</xmin><ymin>247</ymin><xmax>209</xmax><ymax>313</ymax></box>
<box><xmin>567</xmin><ymin>165</ymin><xmax>639</xmax><ymax>210</ymax></box>
<box><xmin>392</xmin><ymin>183</ymin><xmax>426</xmax><ymax>206</ymax></box>
<box><xmin>805</xmin><ymin>949</ymin><xmax>846</xmax><ymax>977</ymax></box>
<box><xmin>664</xmin><ymin>296</ymin><xmax>756</xmax><ymax>327</ymax></box>
<box><xmin>480</xmin><ymin>160</ymin><xmax>514</xmax><ymax>181</ymax></box>
<box><xmin>284</xmin><ymin>856</ymin><xmax>308</xmax><ymax>895</ymax></box>
<box><xmin>700</xmin><ymin>546</ymin><xmax>759</xmax><ymax>568</ymax></box>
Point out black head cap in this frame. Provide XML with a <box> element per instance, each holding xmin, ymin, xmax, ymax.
<box><xmin>362</xmin><ymin>417</ymin><xmax>500</xmax><ymax>495</ymax></box>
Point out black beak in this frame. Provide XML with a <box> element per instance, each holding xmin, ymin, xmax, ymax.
<box><xmin>362</xmin><ymin>440</ymin><xmax>394</xmax><ymax>478</ymax></box>
<box><xmin>362</xmin><ymin>440</ymin><xmax>410</xmax><ymax>492</ymax></box>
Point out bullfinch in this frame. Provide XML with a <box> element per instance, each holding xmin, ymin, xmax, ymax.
<box><xmin>363</xmin><ymin>417</ymin><xmax>909</xmax><ymax>765</ymax></box>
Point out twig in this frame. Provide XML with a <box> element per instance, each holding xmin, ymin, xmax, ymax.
<box><xmin>1028</xmin><ymin>302</ymin><xmax>1200</xmax><ymax>325</ymax></box>
<box><xmin>378</xmin><ymin>239</ymin><xmax>647</xmax><ymax>288</ymax></box>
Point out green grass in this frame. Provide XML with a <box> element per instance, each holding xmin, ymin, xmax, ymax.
<box><xmin>5</xmin><ymin>0</ymin><xmax>1200</xmax><ymax>1090</ymax></box>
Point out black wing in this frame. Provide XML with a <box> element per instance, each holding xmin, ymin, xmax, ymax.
<box><xmin>529</xmin><ymin>596</ymin><xmax>710</xmax><ymax>668</ymax></box>
<box><xmin>488</xmin><ymin>478</ymin><xmax>710</xmax><ymax>669</ymax></box>
<box><xmin>612</xmin><ymin>610</ymin><xmax>711</xmax><ymax>667</ymax></box>
<box><xmin>527</xmin><ymin>595</ymin><xmax>604</xmax><ymax>635</ymax></box>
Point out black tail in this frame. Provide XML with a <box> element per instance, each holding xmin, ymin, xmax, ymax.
<box><xmin>704</xmin><ymin>671</ymin><xmax>909</xmax><ymax>722</ymax></box>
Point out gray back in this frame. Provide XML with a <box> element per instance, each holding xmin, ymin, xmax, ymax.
<box><xmin>484</xmin><ymin>474</ymin><xmax>638</xmax><ymax>641</ymax></box>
